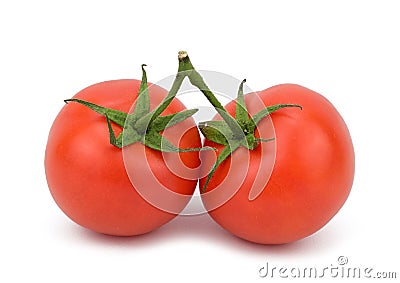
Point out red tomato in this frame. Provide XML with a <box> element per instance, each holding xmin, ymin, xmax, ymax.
<box><xmin>45</xmin><ymin>79</ymin><xmax>201</xmax><ymax>236</ymax></box>
<box><xmin>200</xmin><ymin>84</ymin><xmax>355</xmax><ymax>244</ymax></box>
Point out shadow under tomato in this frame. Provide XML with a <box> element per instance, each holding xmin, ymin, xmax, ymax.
<box><xmin>64</xmin><ymin>212</ymin><xmax>343</xmax><ymax>256</ymax></box>
<box><xmin>65</xmin><ymin>213</ymin><xmax>227</xmax><ymax>248</ymax></box>
<box><xmin>164</xmin><ymin>214</ymin><xmax>343</xmax><ymax>256</ymax></box>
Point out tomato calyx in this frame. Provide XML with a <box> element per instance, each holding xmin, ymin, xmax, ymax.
<box><xmin>64</xmin><ymin>63</ymin><xmax>212</xmax><ymax>153</ymax></box>
<box><xmin>177</xmin><ymin>51</ymin><xmax>302</xmax><ymax>192</ymax></box>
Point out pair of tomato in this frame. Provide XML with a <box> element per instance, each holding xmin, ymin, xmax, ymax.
<box><xmin>45</xmin><ymin>77</ymin><xmax>354</xmax><ymax>244</ymax></box>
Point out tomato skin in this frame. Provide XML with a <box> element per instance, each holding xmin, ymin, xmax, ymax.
<box><xmin>200</xmin><ymin>84</ymin><xmax>355</xmax><ymax>244</ymax></box>
<box><xmin>45</xmin><ymin>79</ymin><xmax>201</xmax><ymax>236</ymax></box>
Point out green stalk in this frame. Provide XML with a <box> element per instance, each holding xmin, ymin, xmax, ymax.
<box><xmin>64</xmin><ymin>54</ymin><xmax>214</xmax><ymax>153</ymax></box>
<box><xmin>177</xmin><ymin>51</ymin><xmax>226</xmax><ymax>112</ymax></box>
<box><xmin>178</xmin><ymin>51</ymin><xmax>302</xmax><ymax>193</ymax></box>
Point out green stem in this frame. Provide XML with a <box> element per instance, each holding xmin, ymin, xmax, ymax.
<box><xmin>235</xmin><ymin>79</ymin><xmax>248</xmax><ymax>124</ymax></box>
<box><xmin>179</xmin><ymin>51</ymin><xmax>303</xmax><ymax>193</ymax></box>
<box><xmin>201</xmin><ymin>142</ymin><xmax>241</xmax><ymax>193</ymax></box>
<box><xmin>135</xmin><ymin>67</ymin><xmax>187</xmax><ymax>130</ymax></box>
<box><xmin>177</xmin><ymin>51</ymin><xmax>225</xmax><ymax>111</ymax></box>
<box><xmin>64</xmin><ymin>53</ymin><xmax>208</xmax><ymax>153</ymax></box>
<box><xmin>178</xmin><ymin>51</ymin><xmax>244</xmax><ymax>138</ymax></box>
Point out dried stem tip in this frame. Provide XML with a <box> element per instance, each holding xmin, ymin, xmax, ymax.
<box><xmin>178</xmin><ymin>51</ymin><xmax>188</xmax><ymax>60</ymax></box>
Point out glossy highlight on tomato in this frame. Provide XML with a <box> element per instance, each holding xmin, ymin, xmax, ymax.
<box><xmin>200</xmin><ymin>84</ymin><xmax>355</xmax><ymax>244</ymax></box>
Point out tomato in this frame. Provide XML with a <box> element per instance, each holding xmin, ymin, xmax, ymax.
<box><xmin>45</xmin><ymin>79</ymin><xmax>201</xmax><ymax>236</ymax></box>
<box><xmin>200</xmin><ymin>84</ymin><xmax>355</xmax><ymax>244</ymax></box>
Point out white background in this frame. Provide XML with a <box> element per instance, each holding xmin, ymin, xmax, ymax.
<box><xmin>1</xmin><ymin>0</ymin><xmax>399</xmax><ymax>282</ymax></box>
